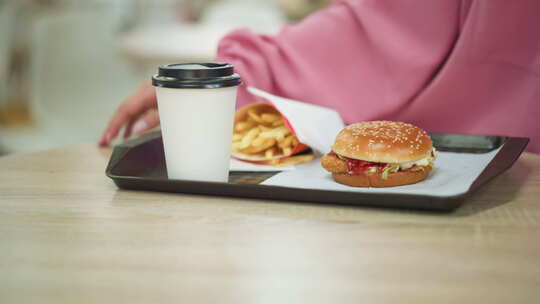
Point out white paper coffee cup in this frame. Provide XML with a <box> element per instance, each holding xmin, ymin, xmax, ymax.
<box><xmin>152</xmin><ymin>63</ymin><xmax>241</xmax><ymax>182</ymax></box>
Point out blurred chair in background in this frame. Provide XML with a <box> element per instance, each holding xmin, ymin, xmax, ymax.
<box><xmin>0</xmin><ymin>1</ymin><xmax>15</xmax><ymax>109</ymax></box>
<box><xmin>0</xmin><ymin>0</ymin><xmax>141</xmax><ymax>154</ymax></box>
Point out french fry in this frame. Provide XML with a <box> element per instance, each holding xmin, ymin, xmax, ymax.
<box><xmin>282</xmin><ymin>147</ymin><xmax>292</xmax><ymax>156</ymax></box>
<box><xmin>258</xmin><ymin>125</ymin><xmax>271</xmax><ymax>132</ymax></box>
<box><xmin>278</xmin><ymin>135</ymin><xmax>294</xmax><ymax>149</ymax></box>
<box><xmin>232</xmin><ymin>103</ymin><xmax>311</xmax><ymax>166</ymax></box>
<box><xmin>247</xmin><ymin>109</ymin><xmax>264</xmax><ymax>124</ymax></box>
<box><xmin>235</xmin><ymin>121</ymin><xmax>255</xmax><ymax>132</ymax></box>
<box><xmin>265</xmin><ymin>147</ymin><xmax>276</xmax><ymax>159</ymax></box>
<box><xmin>251</xmin><ymin>136</ymin><xmax>266</xmax><ymax>147</ymax></box>
<box><xmin>244</xmin><ymin>138</ymin><xmax>276</xmax><ymax>153</ymax></box>
<box><xmin>232</xmin><ymin>133</ymin><xmax>243</xmax><ymax>142</ymax></box>
<box><xmin>259</xmin><ymin>126</ymin><xmax>289</xmax><ymax>141</ymax></box>
<box><xmin>246</xmin><ymin>116</ymin><xmax>257</xmax><ymax>124</ymax></box>
<box><xmin>272</xmin><ymin>119</ymin><xmax>285</xmax><ymax>127</ymax></box>
<box><xmin>239</xmin><ymin>127</ymin><xmax>260</xmax><ymax>149</ymax></box>
<box><xmin>261</xmin><ymin>113</ymin><xmax>280</xmax><ymax>123</ymax></box>
<box><xmin>231</xmin><ymin>142</ymin><xmax>242</xmax><ymax>152</ymax></box>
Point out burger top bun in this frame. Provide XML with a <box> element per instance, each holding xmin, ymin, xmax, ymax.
<box><xmin>332</xmin><ymin>121</ymin><xmax>433</xmax><ymax>163</ymax></box>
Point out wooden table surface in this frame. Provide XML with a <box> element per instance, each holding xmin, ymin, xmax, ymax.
<box><xmin>1</xmin><ymin>144</ymin><xmax>539</xmax><ymax>303</ymax></box>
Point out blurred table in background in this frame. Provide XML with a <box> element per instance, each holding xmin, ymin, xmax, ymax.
<box><xmin>117</xmin><ymin>24</ymin><xmax>229</xmax><ymax>75</ymax></box>
<box><xmin>118</xmin><ymin>0</ymin><xmax>285</xmax><ymax>76</ymax></box>
<box><xmin>1</xmin><ymin>144</ymin><xmax>539</xmax><ymax>303</ymax></box>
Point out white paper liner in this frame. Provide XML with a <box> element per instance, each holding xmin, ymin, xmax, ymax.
<box><xmin>260</xmin><ymin>147</ymin><xmax>502</xmax><ymax>197</ymax></box>
<box><xmin>247</xmin><ymin>87</ymin><xmax>345</xmax><ymax>156</ymax></box>
<box><xmin>229</xmin><ymin>158</ymin><xmax>294</xmax><ymax>172</ymax></box>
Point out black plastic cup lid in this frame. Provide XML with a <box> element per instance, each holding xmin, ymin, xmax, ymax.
<box><xmin>152</xmin><ymin>62</ymin><xmax>241</xmax><ymax>89</ymax></box>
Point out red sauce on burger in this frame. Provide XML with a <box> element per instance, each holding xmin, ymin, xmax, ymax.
<box><xmin>329</xmin><ymin>151</ymin><xmax>387</xmax><ymax>175</ymax></box>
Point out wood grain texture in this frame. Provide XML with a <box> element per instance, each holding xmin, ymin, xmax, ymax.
<box><xmin>1</xmin><ymin>144</ymin><xmax>539</xmax><ymax>304</ymax></box>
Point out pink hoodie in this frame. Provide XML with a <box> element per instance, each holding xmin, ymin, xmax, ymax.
<box><xmin>217</xmin><ymin>0</ymin><xmax>540</xmax><ymax>153</ymax></box>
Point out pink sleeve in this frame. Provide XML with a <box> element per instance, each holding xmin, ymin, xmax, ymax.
<box><xmin>216</xmin><ymin>0</ymin><xmax>460</xmax><ymax>118</ymax></box>
<box><xmin>217</xmin><ymin>0</ymin><xmax>540</xmax><ymax>153</ymax></box>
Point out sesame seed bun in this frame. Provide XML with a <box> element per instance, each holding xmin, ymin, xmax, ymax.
<box><xmin>332</xmin><ymin>121</ymin><xmax>433</xmax><ymax>163</ymax></box>
<box><xmin>332</xmin><ymin>167</ymin><xmax>432</xmax><ymax>188</ymax></box>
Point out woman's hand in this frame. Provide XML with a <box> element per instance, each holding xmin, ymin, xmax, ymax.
<box><xmin>99</xmin><ymin>81</ymin><xmax>159</xmax><ymax>147</ymax></box>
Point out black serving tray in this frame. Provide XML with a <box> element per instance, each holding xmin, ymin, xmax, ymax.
<box><xmin>105</xmin><ymin>131</ymin><xmax>528</xmax><ymax>212</ymax></box>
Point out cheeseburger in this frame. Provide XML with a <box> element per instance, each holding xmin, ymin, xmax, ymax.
<box><xmin>321</xmin><ymin>121</ymin><xmax>436</xmax><ymax>187</ymax></box>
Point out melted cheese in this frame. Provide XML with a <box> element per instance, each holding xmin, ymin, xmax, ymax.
<box><xmin>398</xmin><ymin>147</ymin><xmax>436</xmax><ymax>170</ymax></box>
<box><xmin>380</xmin><ymin>148</ymin><xmax>437</xmax><ymax>179</ymax></box>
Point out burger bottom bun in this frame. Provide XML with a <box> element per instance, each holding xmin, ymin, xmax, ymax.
<box><xmin>332</xmin><ymin>167</ymin><xmax>432</xmax><ymax>188</ymax></box>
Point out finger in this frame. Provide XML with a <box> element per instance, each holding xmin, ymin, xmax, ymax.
<box><xmin>108</xmin><ymin>82</ymin><xmax>156</xmax><ymax>138</ymax></box>
<box><xmin>133</xmin><ymin>108</ymin><xmax>160</xmax><ymax>135</ymax></box>
<box><xmin>122</xmin><ymin>107</ymin><xmax>158</xmax><ymax>140</ymax></box>
<box><xmin>100</xmin><ymin>81</ymin><xmax>156</xmax><ymax>146</ymax></box>
<box><xmin>123</xmin><ymin>118</ymin><xmax>136</xmax><ymax>140</ymax></box>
